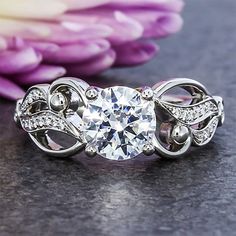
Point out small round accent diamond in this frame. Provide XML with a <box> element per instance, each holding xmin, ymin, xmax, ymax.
<box><xmin>82</xmin><ymin>86</ymin><xmax>157</xmax><ymax>160</ymax></box>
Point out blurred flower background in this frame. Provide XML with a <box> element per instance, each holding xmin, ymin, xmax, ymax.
<box><xmin>0</xmin><ymin>0</ymin><xmax>184</xmax><ymax>100</ymax></box>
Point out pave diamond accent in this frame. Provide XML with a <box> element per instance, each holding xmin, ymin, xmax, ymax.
<box><xmin>192</xmin><ymin>117</ymin><xmax>219</xmax><ymax>146</ymax></box>
<box><xmin>21</xmin><ymin>88</ymin><xmax>46</xmax><ymax>111</ymax></box>
<box><xmin>20</xmin><ymin>111</ymin><xmax>75</xmax><ymax>136</ymax></box>
<box><xmin>161</xmin><ymin>99</ymin><xmax>218</xmax><ymax>125</ymax></box>
<box><xmin>82</xmin><ymin>86</ymin><xmax>157</xmax><ymax>160</ymax></box>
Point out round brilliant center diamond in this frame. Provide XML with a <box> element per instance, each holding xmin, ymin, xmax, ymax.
<box><xmin>82</xmin><ymin>86</ymin><xmax>156</xmax><ymax>160</ymax></box>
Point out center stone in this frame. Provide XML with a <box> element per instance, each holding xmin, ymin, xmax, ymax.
<box><xmin>82</xmin><ymin>86</ymin><xmax>156</xmax><ymax>160</ymax></box>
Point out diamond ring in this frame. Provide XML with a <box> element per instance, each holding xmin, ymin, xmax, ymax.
<box><xmin>14</xmin><ymin>77</ymin><xmax>224</xmax><ymax>161</ymax></box>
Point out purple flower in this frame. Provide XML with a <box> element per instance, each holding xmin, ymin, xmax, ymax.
<box><xmin>0</xmin><ymin>0</ymin><xmax>184</xmax><ymax>100</ymax></box>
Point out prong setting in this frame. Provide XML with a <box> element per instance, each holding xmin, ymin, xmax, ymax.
<box><xmin>143</xmin><ymin>143</ymin><xmax>155</xmax><ymax>156</ymax></box>
<box><xmin>141</xmin><ymin>87</ymin><xmax>154</xmax><ymax>100</ymax></box>
<box><xmin>85</xmin><ymin>145</ymin><xmax>97</xmax><ymax>157</ymax></box>
<box><xmin>85</xmin><ymin>87</ymin><xmax>98</xmax><ymax>100</ymax></box>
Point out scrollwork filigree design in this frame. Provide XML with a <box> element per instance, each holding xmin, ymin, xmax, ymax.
<box><xmin>152</xmin><ymin>78</ymin><xmax>224</xmax><ymax>158</ymax></box>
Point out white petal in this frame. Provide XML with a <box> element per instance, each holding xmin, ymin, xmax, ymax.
<box><xmin>0</xmin><ymin>0</ymin><xmax>67</xmax><ymax>19</ymax></box>
<box><xmin>0</xmin><ymin>18</ymin><xmax>51</xmax><ymax>38</ymax></box>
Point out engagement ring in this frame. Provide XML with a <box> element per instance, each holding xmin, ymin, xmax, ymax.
<box><xmin>14</xmin><ymin>78</ymin><xmax>224</xmax><ymax>161</ymax></box>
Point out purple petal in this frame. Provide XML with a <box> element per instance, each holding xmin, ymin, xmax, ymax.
<box><xmin>14</xmin><ymin>65</ymin><xmax>66</xmax><ymax>85</ymax></box>
<box><xmin>59</xmin><ymin>19</ymin><xmax>113</xmax><ymax>39</ymax></box>
<box><xmin>67</xmin><ymin>0</ymin><xmax>111</xmax><ymax>10</ymax></box>
<box><xmin>111</xmin><ymin>10</ymin><xmax>183</xmax><ymax>39</ymax></box>
<box><xmin>102</xmin><ymin>11</ymin><xmax>144</xmax><ymax>45</ymax></box>
<box><xmin>0</xmin><ymin>36</ymin><xmax>7</xmax><ymax>51</ymax></box>
<box><xmin>6</xmin><ymin>37</ymin><xmax>25</xmax><ymax>50</ymax></box>
<box><xmin>62</xmin><ymin>11</ymin><xmax>144</xmax><ymax>45</ymax></box>
<box><xmin>4</xmin><ymin>19</ymin><xmax>112</xmax><ymax>45</ymax></box>
<box><xmin>104</xmin><ymin>0</ymin><xmax>184</xmax><ymax>13</ymax></box>
<box><xmin>114</xmin><ymin>40</ymin><xmax>159</xmax><ymax>66</ymax></box>
<box><xmin>140</xmin><ymin>12</ymin><xmax>183</xmax><ymax>38</ymax></box>
<box><xmin>73</xmin><ymin>6</ymin><xmax>183</xmax><ymax>40</ymax></box>
<box><xmin>65</xmin><ymin>49</ymin><xmax>116</xmax><ymax>76</ymax></box>
<box><xmin>26</xmin><ymin>41</ymin><xmax>60</xmax><ymax>53</ymax></box>
<box><xmin>43</xmin><ymin>39</ymin><xmax>110</xmax><ymax>64</ymax></box>
<box><xmin>39</xmin><ymin>22</ymin><xmax>112</xmax><ymax>44</ymax></box>
<box><xmin>156</xmin><ymin>13</ymin><xmax>183</xmax><ymax>36</ymax></box>
<box><xmin>0</xmin><ymin>76</ymin><xmax>25</xmax><ymax>100</ymax></box>
<box><xmin>0</xmin><ymin>47</ymin><xmax>42</xmax><ymax>74</ymax></box>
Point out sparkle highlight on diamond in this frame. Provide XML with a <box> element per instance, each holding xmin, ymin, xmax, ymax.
<box><xmin>82</xmin><ymin>86</ymin><xmax>157</xmax><ymax>160</ymax></box>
